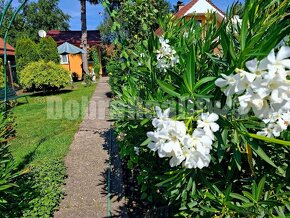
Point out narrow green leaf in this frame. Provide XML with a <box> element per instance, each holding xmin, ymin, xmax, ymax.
<box><xmin>256</xmin><ymin>176</ymin><xmax>266</xmax><ymax>201</ymax></box>
<box><xmin>242</xmin><ymin>191</ymin><xmax>256</xmax><ymax>203</ymax></box>
<box><xmin>140</xmin><ymin>138</ymin><xmax>150</xmax><ymax>146</ymax></box>
<box><xmin>184</xmin><ymin>45</ymin><xmax>196</xmax><ymax>93</ymax></box>
<box><xmin>192</xmin><ymin>77</ymin><xmax>216</xmax><ymax>92</ymax></box>
<box><xmin>157</xmin><ymin>80</ymin><xmax>180</xmax><ymax>97</ymax></box>
<box><xmin>248</xmin><ymin>140</ymin><xmax>277</xmax><ymax>168</ymax></box>
<box><xmin>248</xmin><ymin>133</ymin><xmax>290</xmax><ymax>147</ymax></box>
<box><xmin>230</xmin><ymin>193</ymin><xmax>249</xmax><ymax>202</ymax></box>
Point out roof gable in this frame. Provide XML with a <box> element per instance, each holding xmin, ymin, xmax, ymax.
<box><xmin>176</xmin><ymin>0</ymin><xmax>225</xmax><ymax>20</ymax></box>
<box><xmin>0</xmin><ymin>38</ymin><xmax>15</xmax><ymax>56</ymax></box>
<box><xmin>185</xmin><ymin>0</ymin><xmax>224</xmax><ymax>17</ymax></box>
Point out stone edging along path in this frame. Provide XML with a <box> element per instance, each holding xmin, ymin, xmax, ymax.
<box><xmin>54</xmin><ymin>77</ymin><xmax>126</xmax><ymax>218</ymax></box>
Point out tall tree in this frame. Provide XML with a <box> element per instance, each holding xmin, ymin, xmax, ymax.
<box><xmin>0</xmin><ymin>0</ymin><xmax>70</xmax><ymax>46</ymax></box>
<box><xmin>80</xmin><ymin>0</ymin><xmax>99</xmax><ymax>74</ymax></box>
<box><xmin>22</xmin><ymin>0</ymin><xmax>70</xmax><ymax>39</ymax></box>
<box><xmin>99</xmin><ymin>0</ymin><xmax>170</xmax><ymax>45</ymax></box>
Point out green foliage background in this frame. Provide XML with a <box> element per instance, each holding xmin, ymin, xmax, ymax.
<box><xmin>15</xmin><ymin>38</ymin><xmax>39</xmax><ymax>73</ymax></box>
<box><xmin>0</xmin><ymin>0</ymin><xmax>70</xmax><ymax>47</ymax></box>
<box><xmin>38</xmin><ymin>37</ymin><xmax>60</xmax><ymax>64</ymax></box>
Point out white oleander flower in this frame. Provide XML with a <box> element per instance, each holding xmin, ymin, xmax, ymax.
<box><xmin>215</xmin><ymin>73</ymin><xmax>243</xmax><ymax>96</ymax></box>
<box><xmin>238</xmin><ymin>90</ymin><xmax>270</xmax><ymax>118</ymax></box>
<box><xmin>156</xmin><ymin>38</ymin><xmax>179</xmax><ymax>72</ymax></box>
<box><xmin>147</xmin><ymin>107</ymin><xmax>217</xmax><ymax>169</ymax></box>
<box><xmin>182</xmin><ymin>130</ymin><xmax>212</xmax><ymax>169</ymax></box>
<box><xmin>257</xmin><ymin>123</ymin><xmax>283</xmax><ymax>137</ymax></box>
<box><xmin>197</xmin><ymin>112</ymin><xmax>219</xmax><ymax>140</ymax></box>
<box><xmin>245</xmin><ymin>58</ymin><xmax>268</xmax><ymax>77</ymax></box>
<box><xmin>266</xmin><ymin>46</ymin><xmax>290</xmax><ymax>73</ymax></box>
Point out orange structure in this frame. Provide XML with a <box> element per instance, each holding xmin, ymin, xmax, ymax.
<box><xmin>48</xmin><ymin>30</ymin><xmax>102</xmax><ymax>80</ymax></box>
<box><xmin>59</xmin><ymin>53</ymin><xmax>83</xmax><ymax>79</ymax></box>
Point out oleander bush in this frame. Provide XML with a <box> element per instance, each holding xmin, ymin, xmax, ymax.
<box><xmin>19</xmin><ymin>60</ymin><xmax>71</xmax><ymax>91</ymax></box>
<box><xmin>108</xmin><ymin>0</ymin><xmax>290</xmax><ymax>216</ymax></box>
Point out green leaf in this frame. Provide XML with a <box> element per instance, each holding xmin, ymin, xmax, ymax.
<box><xmin>256</xmin><ymin>176</ymin><xmax>266</xmax><ymax>201</ymax></box>
<box><xmin>192</xmin><ymin>77</ymin><xmax>216</xmax><ymax>93</ymax></box>
<box><xmin>248</xmin><ymin>133</ymin><xmax>290</xmax><ymax>147</ymax></box>
<box><xmin>157</xmin><ymin>80</ymin><xmax>180</xmax><ymax>97</ymax></box>
<box><xmin>248</xmin><ymin>140</ymin><xmax>277</xmax><ymax>168</ymax></box>
<box><xmin>242</xmin><ymin>191</ymin><xmax>256</xmax><ymax>203</ymax></box>
<box><xmin>183</xmin><ymin>46</ymin><xmax>196</xmax><ymax>93</ymax></box>
<box><xmin>240</xmin><ymin>7</ymin><xmax>249</xmax><ymax>51</ymax></box>
<box><xmin>230</xmin><ymin>193</ymin><xmax>249</xmax><ymax>202</ymax></box>
<box><xmin>140</xmin><ymin>138</ymin><xmax>150</xmax><ymax>146</ymax></box>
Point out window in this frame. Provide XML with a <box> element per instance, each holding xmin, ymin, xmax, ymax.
<box><xmin>60</xmin><ymin>55</ymin><xmax>68</xmax><ymax>64</ymax></box>
<box><xmin>197</xmin><ymin>20</ymin><xmax>202</xmax><ymax>26</ymax></box>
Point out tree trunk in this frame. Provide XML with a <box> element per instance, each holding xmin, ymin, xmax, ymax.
<box><xmin>81</xmin><ymin>0</ymin><xmax>89</xmax><ymax>75</ymax></box>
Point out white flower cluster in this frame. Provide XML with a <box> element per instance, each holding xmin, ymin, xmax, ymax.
<box><xmin>257</xmin><ymin>111</ymin><xmax>290</xmax><ymax>137</ymax></box>
<box><xmin>215</xmin><ymin>46</ymin><xmax>290</xmax><ymax>137</ymax></box>
<box><xmin>147</xmin><ymin>107</ymin><xmax>219</xmax><ymax>169</ymax></box>
<box><xmin>156</xmin><ymin>38</ymin><xmax>179</xmax><ymax>72</ymax></box>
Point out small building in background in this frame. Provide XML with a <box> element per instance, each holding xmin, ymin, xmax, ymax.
<box><xmin>47</xmin><ymin>30</ymin><xmax>102</xmax><ymax>80</ymax></box>
<box><xmin>156</xmin><ymin>0</ymin><xmax>225</xmax><ymax>36</ymax></box>
<box><xmin>0</xmin><ymin>38</ymin><xmax>17</xmax><ymax>85</ymax></box>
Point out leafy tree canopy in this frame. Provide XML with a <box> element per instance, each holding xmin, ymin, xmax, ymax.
<box><xmin>0</xmin><ymin>0</ymin><xmax>70</xmax><ymax>46</ymax></box>
<box><xmin>99</xmin><ymin>0</ymin><xmax>170</xmax><ymax>45</ymax></box>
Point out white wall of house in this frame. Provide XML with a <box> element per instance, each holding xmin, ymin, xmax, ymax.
<box><xmin>184</xmin><ymin>0</ymin><xmax>224</xmax><ymax>21</ymax></box>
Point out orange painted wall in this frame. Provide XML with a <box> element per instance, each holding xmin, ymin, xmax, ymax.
<box><xmin>60</xmin><ymin>54</ymin><xmax>83</xmax><ymax>80</ymax></box>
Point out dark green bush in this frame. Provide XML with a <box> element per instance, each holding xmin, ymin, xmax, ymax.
<box><xmin>15</xmin><ymin>37</ymin><xmax>39</xmax><ymax>72</ymax></box>
<box><xmin>19</xmin><ymin>60</ymin><xmax>71</xmax><ymax>91</ymax></box>
<box><xmin>38</xmin><ymin>36</ymin><xmax>60</xmax><ymax>63</ymax></box>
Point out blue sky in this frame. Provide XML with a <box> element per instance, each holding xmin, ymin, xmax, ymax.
<box><xmin>59</xmin><ymin>0</ymin><xmax>243</xmax><ymax>30</ymax></box>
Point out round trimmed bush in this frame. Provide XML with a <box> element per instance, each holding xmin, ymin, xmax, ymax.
<box><xmin>19</xmin><ymin>60</ymin><xmax>71</xmax><ymax>91</ymax></box>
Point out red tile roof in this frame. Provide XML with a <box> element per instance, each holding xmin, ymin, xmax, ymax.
<box><xmin>47</xmin><ymin>30</ymin><xmax>101</xmax><ymax>47</ymax></box>
<box><xmin>0</xmin><ymin>38</ymin><xmax>15</xmax><ymax>56</ymax></box>
<box><xmin>155</xmin><ymin>0</ymin><xmax>225</xmax><ymax>36</ymax></box>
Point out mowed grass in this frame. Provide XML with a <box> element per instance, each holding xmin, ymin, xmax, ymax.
<box><xmin>10</xmin><ymin>82</ymin><xmax>96</xmax><ymax>167</ymax></box>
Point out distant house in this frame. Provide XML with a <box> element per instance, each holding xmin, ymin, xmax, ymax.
<box><xmin>156</xmin><ymin>0</ymin><xmax>225</xmax><ymax>36</ymax></box>
<box><xmin>0</xmin><ymin>38</ymin><xmax>17</xmax><ymax>84</ymax></box>
<box><xmin>0</xmin><ymin>38</ymin><xmax>15</xmax><ymax>60</ymax></box>
<box><xmin>47</xmin><ymin>30</ymin><xmax>102</xmax><ymax>80</ymax></box>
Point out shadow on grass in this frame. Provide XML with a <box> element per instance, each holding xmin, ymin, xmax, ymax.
<box><xmin>16</xmin><ymin>137</ymin><xmax>47</xmax><ymax>170</ymax></box>
<box><xmin>29</xmin><ymin>89</ymin><xmax>73</xmax><ymax>97</ymax></box>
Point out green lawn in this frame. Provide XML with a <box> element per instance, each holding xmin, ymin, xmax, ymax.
<box><xmin>10</xmin><ymin>82</ymin><xmax>96</xmax><ymax>167</ymax></box>
<box><xmin>2</xmin><ymin>82</ymin><xmax>97</xmax><ymax>217</ymax></box>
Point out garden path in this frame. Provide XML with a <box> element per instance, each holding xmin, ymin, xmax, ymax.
<box><xmin>54</xmin><ymin>77</ymin><xmax>126</xmax><ymax>218</ymax></box>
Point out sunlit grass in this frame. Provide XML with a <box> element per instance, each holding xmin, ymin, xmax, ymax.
<box><xmin>10</xmin><ymin>82</ymin><xmax>96</xmax><ymax>167</ymax></box>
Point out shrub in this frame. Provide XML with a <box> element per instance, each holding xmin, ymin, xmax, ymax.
<box><xmin>91</xmin><ymin>48</ymin><xmax>100</xmax><ymax>76</ymax></box>
<box><xmin>19</xmin><ymin>60</ymin><xmax>71</xmax><ymax>91</ymax></box>
<box><xmin>38</xmin><ymin>36</ymin><xmax>60</xmax><ymax>63</ymax></box>
<box><xmin>0</xmin><ymin>111</ymin><xmax>20</xmax><ymax>209</ymax></box>
<box><xmin>2</xmin><ymin>160</ymin><xmax>66</xmax><ymax>217</ymax></box>
<box><xmin>15</xmin><ymin>37</ymin><xmax>39</xmax><ymax>72</ymax></box>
